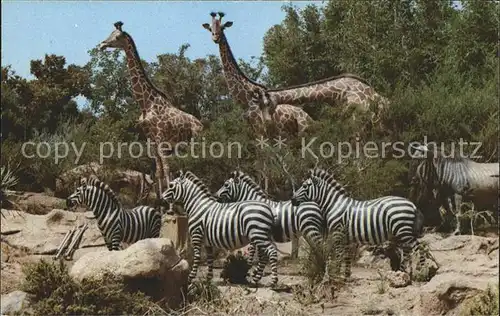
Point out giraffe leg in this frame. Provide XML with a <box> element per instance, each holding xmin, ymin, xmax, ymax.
<box><xmin>160</xmin><ymin>156</ymin><xmax>172</xmax><ymax>213</ymax></box>
<box><xmin>153</xmin><ymin>154</ymin><xmax>164</xmax><ymax>209</ymax></box>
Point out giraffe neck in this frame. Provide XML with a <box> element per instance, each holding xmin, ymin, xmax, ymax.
<box><xmin>218</xmin><ymin>33</ymin><xmax>266</xmax><ymax>107</ymax></box>
<box><xmin>122</xmin><ymin>33</ymin><xmax>169</xmax><ymax>113</ymax></box>
<box><xmin>268</xmin><ymin>83</ymin><xmax>343</xmax><ymax>105</ymax></box>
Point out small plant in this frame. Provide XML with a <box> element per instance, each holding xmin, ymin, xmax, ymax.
<box><xmin>412</xmin><ymin>241</ymin><xmax>439</xmax><ymax>282</ymax></box>
<box><xmin>1</xmin><ymin>165</ymin><xmax>20</xmax><ymax>212</ymax></box>
<box><xmin>376</xmin><ymin>270</ymin><xmax>388</xmax><ymax>294</ymax></box>
<box><xmin>20</xmin><ymin>259</ymin><xmax>159</xmax><ymax>315</ymax></box>
<box><xmin>186</xmin><ymin>279</ymin><xmax>222</xmax><ymax>305</ymax></box>
<box><xmin>300</xmin><ymin>230</ymin><xmax>348</xmax><ymax>286</ymax></box>
<box><xmin>220</xmin><ymin>250</ymin><xmax>251</xmax><ymax>284</ymax></box>
<box><xmin>460</xmin><ymin>284</ymin><xmax>499</xmax><ymax>316</ymax></box>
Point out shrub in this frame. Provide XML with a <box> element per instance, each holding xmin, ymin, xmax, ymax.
<box><xmin>186</xmin><ymin>280</ymin><xmax>222</xmax><ymax>306</ymax></box>
<box><xmin>1</xmin><ymin>165</ymin><xmax>20</xmax><ymax>212</ymax></box>
<box><xmin>300</xmin><ymin>230</ymin><xmax>349</xmax><ymax>286</ymax></box>
<box><xmin>460</xmin><ymin>284</ymin><xmax>499</xmax><ymax>316</ymax></box>
<box><xmin>20</xmin><ymin>259</ymin><xmax>160</xmax><ymax>315</ymax></box>
<box><xmin>220</xmin><ymin>251</ymin><xmax>251</xmax><ymax>285</ymax></box>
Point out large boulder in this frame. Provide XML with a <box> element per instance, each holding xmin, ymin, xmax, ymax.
<box><xmin>0</xmin><ymin>290</ymin><xmax>31</xmax><ymax>314</ymax></box>
<box><xmin>414</xmin><ymin>272</ymin><xmax>496</xmax><ymax>315</ymax></box>
<box><xmin>69</xmin><ymin>238</ymin><xmax>189</xmax><ymax>307</ymax></box>
<box><xmin>7</xmin><ymin>192</ymin><xmax>65</xmax><ymax>215</ymax></box>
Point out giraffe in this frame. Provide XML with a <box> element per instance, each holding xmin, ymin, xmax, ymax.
<box><xmin>203</xmin><ymin>12</ymin><xmax>311</xmax><ymax>258</ymax></box>
<box><xmin>99</xmin><ymin>21</ymin><xmax>203</xmax><ymax>208</ymax></box>
<box><xmin>202</xmin><ymin>12</ymin><xmax>312</xmax><ymax>138</ymax></box>
<box><xmin>262</xmin><ymin>73</ymin><xmax>389</xmax><ymax>122</ymax></box>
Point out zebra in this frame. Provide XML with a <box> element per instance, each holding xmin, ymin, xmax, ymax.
<box><xmin>215</xmin><ymin>170</ymin><xmax>325</xmax><ymax>261</ymax></box>
<box><xmin>291</xmin><ymin>168</ymin><xmax>425</xmax><ymax>278</ymax></box>
<box><xmin>412</xmin><ymin>144</ymin><xmax>499</xmax><ymax>235</ymax></box>
<box><xmin>66</xmin><ymin>176</ymin><xmax>162</xmax><ymax>251</ymax></box>
<box><xmin>161</xmin><ymin>170</ymin><xmax>279</xmax><ymax>287</ymax></box>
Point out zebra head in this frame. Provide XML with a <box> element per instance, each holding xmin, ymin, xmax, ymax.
<box><xmin>161</xmin><ymin>171</ymin><xmax>185</xmax><ymax>205</ymax></box>
<box><xmin>215</xmin><ymin>171</ymin><xmax>242</xmax><ymax>202</ymax></box>
<box><xmin>66</xmin><ymin>177</ymin><xmax>89</xmax><ymax>209</ymax></box>
<box><xmin>291</xmin><ymin>175</ymin><xmax>318</xmax><ymax>206</ymax></box>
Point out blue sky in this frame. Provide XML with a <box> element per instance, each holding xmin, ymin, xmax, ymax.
<box><xmin>2</xmin><ymin>1</ymin><xmax>316</xmax><ymax>80</ymax></box>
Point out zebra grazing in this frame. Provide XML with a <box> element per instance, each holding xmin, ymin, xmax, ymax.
<box><xmin>66</xmin><ymin>176</ymin><xmax>162</xmax><ymax>251</ymax></box>
<box><xmin>412</xmin><ymin>144</ymin><xmax>499</xmax><ymax>235</ymax></box>
<box><xmin>291</xmin><ymin>168</ymin><xmax>425</xmax><ymax>278</ymax></box>
<box><xmin>215</xmin><ymin>170</ymin><xmax>324</xmax><ymax>260</ymax></box>
<box><xmin>161</xmin><ymin>170</ymin><xmax>279</xmax><ymax>287</ymax></box>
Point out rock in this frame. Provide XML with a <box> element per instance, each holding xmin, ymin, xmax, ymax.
<box><xmin>8</xmin><ymin>192</ymin><xmax>65</xmax><ymax>215</ymax></box>
<box><xmin>1</xmin><ymin>210</ymin><xmax>104</xmax><ymax>255</ymax></box>
<box><xmin>415</xmin><ymin>272</ymin><xmax>496</xmax><ymax>315</ymax></box>
<box><xmin>70</xmin><ymin>238</ymin><xmax>189</xmax><ymax>307</ymax></box>
<box><xmin>386</xmin><ymin>271</ymin><xmax>411</xmax><ymax>288</ymax></box>
<box><xmin>0</xmin><ymin>290</ymin><xmax>31</xmax><ymax>314</ymax></box>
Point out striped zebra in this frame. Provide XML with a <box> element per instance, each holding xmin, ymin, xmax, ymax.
<box><xmin>215</xmin><ymin>170</ymin><xmax>324</xmax><ymax>260</ymax></box>
<box><xmin>291</xmin><ymin>168</ymin><xmax>425</xmax><ymax>278</ymax></box>
<box><xmin>66</xmin><ymin>176</ymin><xmax>162</xmax><ymax>251</ymax></box>
<box><xmin>412</xmin><ymin>144</ymin><xmax>499</xmax><ymax>235</ymax></box>
<box><xmin>161</xmin><ymin>170</ymin><xmax>279</xmax><ymax>287</ymax></box>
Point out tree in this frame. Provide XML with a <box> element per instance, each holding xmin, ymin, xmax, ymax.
<box><xmin>1</xmin><ymin>54</ymin><xmax>90</xmax><ymax>140</ymax></box>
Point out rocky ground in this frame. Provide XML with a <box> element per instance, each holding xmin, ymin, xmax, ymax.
<box><xmin>1</xmin><ymin>196</ymin><xmax>499</xmax><ymax>315</ymax></box>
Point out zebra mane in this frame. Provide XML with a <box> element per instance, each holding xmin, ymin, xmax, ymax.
<box><xmin>82</xmin><ymin>176</ymin><xmax>123</xmax><ymax>208</ymax></box>
<box><xmin>420</xmin><ymin>144</ymin><xmax>473</xmax><ymax>163</ymax></box>
<box><xmin>183</xmin><ymin>171</ymin><xmax>216</xmax><ymax>200</ymax></box>
<box><xmin>231</xmin><ymin>170</ymin><xmax>269</xmax><ymax>198</ymax></box>
<box><xmin>310</xmin><ymin>168</ymin><xmax>348</xmax><ymax>195</ymax></box>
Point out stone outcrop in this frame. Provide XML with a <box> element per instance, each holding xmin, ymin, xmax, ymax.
<box><xmin>69</xmin><ymin>238</ymin><xmax>189</xmax><ymax>307</ymax></box>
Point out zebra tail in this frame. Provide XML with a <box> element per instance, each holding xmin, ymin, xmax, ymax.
<box><xmin>413</xmin><ymin>207</ymin><xmax>425</xmax><ymax>238</ymax></box>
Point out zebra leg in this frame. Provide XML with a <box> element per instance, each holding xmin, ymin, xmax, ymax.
<box><xmin>246</xmin><ymin>243</ymin><xmax>257</xmax><ymax>264</ymax></box>
<box><xmin>251</xmin><ymin>248</ymin><xmax>267</xmax><ymax>284</ymax></box>
<box><xmin>343</xmin><ymin>231</ymin><xmax>352</xmax><ymax>280</ymax></box>
<box><xmin>264</xmin><ymin>243</ymin><xmax>279</xmax><ymax>287</ymax></box>
<box><xmin>104</xmin><ymin>236</ymin><xmax>114</xmax><ymax>251</ymax></box>
<box><xmin>188</xmin><ymin>243</ymin><xmax>202</xmax><ymax>284</ymax></box>
<box><xmin>106</xmin><ymin>230</ymin><xmax>122</xmax><ymax>251</ymax></box>
<box><xmin>205</xmin><ymin>246</ymin><xmax>214</xmax><ymax>281</ymax></box>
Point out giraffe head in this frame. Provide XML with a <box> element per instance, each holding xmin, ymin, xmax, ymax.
<box><xmin>249</xmin><ymin>88</ymin><xmax>274</xmax><ymax>122</ymax></box>
<box><xmin>99</xmin><ymin>21</ymin><xmax>128</xmax><ymax>51</ymax></box>
<box><xmin>202</xmin><ymin>12</ymin><xmax>233</xmax><ymax>44</ymax></box>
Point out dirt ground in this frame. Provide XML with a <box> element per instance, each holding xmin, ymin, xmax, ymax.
<box><xmin>1</xmin><ymin>207</ymin><xmax>499</xmax><ymax>315</ymax></box>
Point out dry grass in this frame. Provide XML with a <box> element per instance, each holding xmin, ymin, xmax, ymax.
<box><xmin>299</xmin><ymin>229</ymin><xmax>349</xmax><ymax>286</ymax></box>
<box><xmin>459</xmin><ymin>283</ymin><xmax>499</xmax><ymax>316</ymax></box>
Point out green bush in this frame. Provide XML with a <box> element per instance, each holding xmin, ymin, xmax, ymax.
<box><xmin>20</xmin><ymin>259</ymin><xmax>159</xmax><ymax>315</ymax></box>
